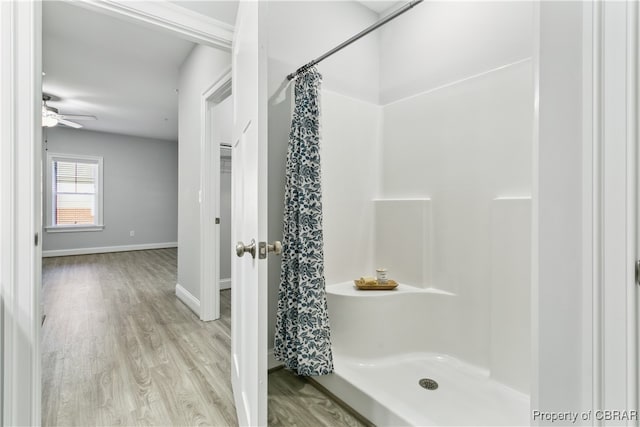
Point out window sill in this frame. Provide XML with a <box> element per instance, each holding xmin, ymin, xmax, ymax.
<box><xmin>45</xmin><ymin>225</ymin><xmax>104</xmax><ymax>233</ymax></box>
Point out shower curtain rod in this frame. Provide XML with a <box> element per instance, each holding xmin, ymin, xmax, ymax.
<box><xmin>286</xmin><ymin>0</ymin><xmax>424</xmax><ymax>80</ymax></box>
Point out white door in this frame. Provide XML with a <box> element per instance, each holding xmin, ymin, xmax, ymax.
<box><xmin>230</xmin><ymin>1</ymin><xmax>268</xmax><ymax>426</ymax></box>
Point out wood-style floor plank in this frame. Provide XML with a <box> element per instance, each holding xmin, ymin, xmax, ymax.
<box><xmin>42</xmin><ymin>249</ymin><xmax>364</xmax><ymax>427</ymax></box>
<box><xmin>267</xmin><ymin>369</ymin><xmax>367</xmax><ymax>427</ymax></box>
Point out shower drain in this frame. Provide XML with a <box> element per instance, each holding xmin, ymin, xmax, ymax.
<box><xmin>418</xmin><ymin>378</ymin><xmax>438</xmax><ymax>390</ymax></box>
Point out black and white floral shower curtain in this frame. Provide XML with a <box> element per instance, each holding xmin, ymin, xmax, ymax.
<box><xmin>273</xmin><ymin>67</ymin><xmax>334</xmax><ymax>376</ymax></box>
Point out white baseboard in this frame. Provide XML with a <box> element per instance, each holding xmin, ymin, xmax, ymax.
<box><xmin>268</xmin><ymin>348</ymin><xmax>283</xmax><ymax>370</ymax></box>
<box><xmin>220</xmin><ymin>278</ymin><xmax>231</xmax><ymax>290</ymax></box>
<box><xmin>175</xmin><ymin>283</ymin><xmax>200</xmax><ymax>316</ymax></box>
<box><xmin>42</xmin><ymin>241</ymin><xmax>177</xmax><ymax>258</ymax></box>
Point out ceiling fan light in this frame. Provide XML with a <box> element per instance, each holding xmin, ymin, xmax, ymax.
<box><xmin>42</xmin><ymin>115</ymin><xmax>59</xmax><ymax>127</ymax></box>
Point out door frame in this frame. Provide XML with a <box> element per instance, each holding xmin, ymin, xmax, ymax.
<box><xmin>1</xmin><ymin>2</ymin><xmax>42</xmax><ymax>424</ymax></box>
<box><xmin>532</xmin><ymin>0</ymin><xmax>638</xmax><ymax>415</ymax></box>
<box><xmin>580</xmin><ymin>0</ymin><xmax>639</xmax><ymax>414</ymax></box>
<box><xmin>0</xmin><ymin>2</ymin><xmax>232</xmax><ymax>425</ymax></box>
<box><xmin>200</xmin><ymin>70</ymin><xmax>232</xmax><ymax>321</ymax></box>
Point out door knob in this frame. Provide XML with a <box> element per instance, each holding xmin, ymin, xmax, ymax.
<box><xmin>268</xmin><ymin>241</ymin><xmax>282</xmax><ymax>255</ymax></box>
<box><xmin>258</xmin><ymin>240</ymin><xmax>282</xmax><ymax>259</ymax></box>
<box><xmin>236</xmin><ymin>239</ymin><xmax>256</xmax><ymax>258</ymax></box>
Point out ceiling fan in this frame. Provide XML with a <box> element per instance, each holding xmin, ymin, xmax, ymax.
<box><xmin>42</xmin><ymin>94</ymin><xmax>96</xmax><ymax>129</ymax></box>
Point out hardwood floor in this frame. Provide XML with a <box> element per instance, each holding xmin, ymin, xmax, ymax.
<box><xmin>267</xmin><ymin>369</ymin><xmax>367</xmax><ymax>427</ymax></box>
<box><xmin>42</xmin><ymin>249</ymin><xmax>366</xmax><ymax>427</ymax></box>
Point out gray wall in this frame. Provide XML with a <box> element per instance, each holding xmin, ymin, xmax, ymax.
<box><xmin>42</xmin><ymin>127</ymin><xmax>178</xmax><ymax>251</ymax></box>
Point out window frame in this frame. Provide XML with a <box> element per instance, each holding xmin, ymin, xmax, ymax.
<box><xmin>45</xmin><ymin>152</ymin><xmax>104</xmax><ymax>233</ymax></box>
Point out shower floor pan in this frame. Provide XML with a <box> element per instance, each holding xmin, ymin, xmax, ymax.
<box><xmin>314</xmin><ymin>352</ymin><xmax>529</xmax><ymax>426</ymax></box>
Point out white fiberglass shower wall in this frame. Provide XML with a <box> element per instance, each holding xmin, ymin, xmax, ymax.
<box><xmin>267</xmin><ymin>1</ymin><xmax>534</xmax><ymax>425</ymax></box>
<box><xmin>375</xmin><ymin>59</ymin><xmax>533</xmax><ymax>367</ymax></box>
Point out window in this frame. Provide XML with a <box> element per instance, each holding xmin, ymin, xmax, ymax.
<box><xmin>46</xmin><ymin>153</ymin><xmax>104</xmax><ymax>232</ymax></box>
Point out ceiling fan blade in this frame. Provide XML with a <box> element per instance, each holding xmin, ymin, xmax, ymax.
<box><xmin>58</xmin><ymin>119</ymin><xmax>83</xmax><ymax>129</ymax></box>
<box><xmin>59</xmin><ymin>114</ymin><xmax>97</xmax><ymax>121</ymax></box>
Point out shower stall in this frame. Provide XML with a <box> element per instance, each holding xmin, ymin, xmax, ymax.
<box><xmin>267</xmin><ymin>1</ymin><xmax>535</xmax><ymax>425</ymax></box>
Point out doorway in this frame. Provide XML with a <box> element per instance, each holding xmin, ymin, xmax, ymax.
<box><xmin>212</xmin><ymin>94</ymin><xmax>233</xmax><ymax>298</ymax></box>
<box><xmin>1</xmin><ymin>1</ymin><xmax>238</xmax><ymax>424</ymax></box>
<box><xmin>199</xmin><ymin>75</ymin><xmax>232</xmax><ymax>322</ymax></box>
<box><xmin>219</xmin><ymin>149</ymin><xmax>233</xmax><ymax>292</ymax></box>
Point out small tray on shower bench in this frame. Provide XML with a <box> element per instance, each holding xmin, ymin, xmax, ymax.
<box><xmin>354</xmin><ymin>279</ymin><xmax>399</xmax><ymax>290</ymax></box>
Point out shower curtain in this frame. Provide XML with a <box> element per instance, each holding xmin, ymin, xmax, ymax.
<box><xmin>273</xmin><ymin>67</ymin><xmax>334</xmax><ymax>376</ymax></box>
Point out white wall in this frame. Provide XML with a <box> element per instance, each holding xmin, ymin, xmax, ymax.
<box><xmin>42</xmin><ymin>127</ymin><xmax>178</xmax><ymax>252</ymax></box>
<box><xmin>374</xmin><ymin>199</ymin><xmax>433</xmax><ymax>289</ymax></box>
<box><xmin>379</xmin><ymin>1</ymin><xmax>533</xmax><ymax>103</ymax></box>
<box><xmin>535</xmin><ymin>1</ymin><xmax>586</xmax><ymax>418</ymax></box>
<box><xmin>322</xmin><ymin>91</ymin><xmax>381</xmax><ymax>284</ymax></box>
<box><xmin>490</xmin><ymin>197</ymin><xmax>531</xmax><ymax>394</ymax></box>
<box><xmin>380</xmin><ymin>58</ymin><xmax>533</xmax><ymax>374</ymax></box>
<box><xmin>178</xmin><ymin>44</ymin><xmax>230</xmax><ymax>301</ymax></box>
<box><xmin>320</xmin><ymin>0</ymin><xmax>533</xmax><ymax>392</ymax></box>
<box><xmin>215</xmin><ymin>94</ymin><xmax>233</xmax><ymax>145</ymax></box>
<box><xmin>375</xmin><ymin>2</ymin><xmax>533</xmax><ymax>390</ymax></box>
<box><xmin>380</xmin><ymin>60</ymin><xmax>533</xmax><ymax>291</ymax></box>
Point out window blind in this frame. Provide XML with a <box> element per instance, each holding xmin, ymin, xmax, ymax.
<box><xmin>53</xmin><ymin>160</ymin><xmax>98</xmax><ymax>225</ymax></box>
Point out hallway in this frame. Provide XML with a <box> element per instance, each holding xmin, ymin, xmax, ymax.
<box><xmin>42</xmin><ymin>249</ymin><xmax>237</xmax><ymax>425</ymax></box>
<box><xmin>41</xmin><ymin>249</ymin><xmax>364</xmax><ymax>426</ymax></box>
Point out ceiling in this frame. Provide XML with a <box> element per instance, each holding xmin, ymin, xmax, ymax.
<box><xmin>357</xmin><ymin>1</ymin><xmax>405</xmax><ymax>15</ymax></box>
<box><xmin>170</xmin><ymin>1</ymin><xmax>238</xmax><ymax>25</ymax></box>
<box><xmin>42</xmin><ymin>1</ymin><xmax>393</xmax><ymax>140</ymax></box>
<box><xmin>43</xmin><ymin>2</ymin><xmax>198</xmax><ymax>141</ymax></box>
